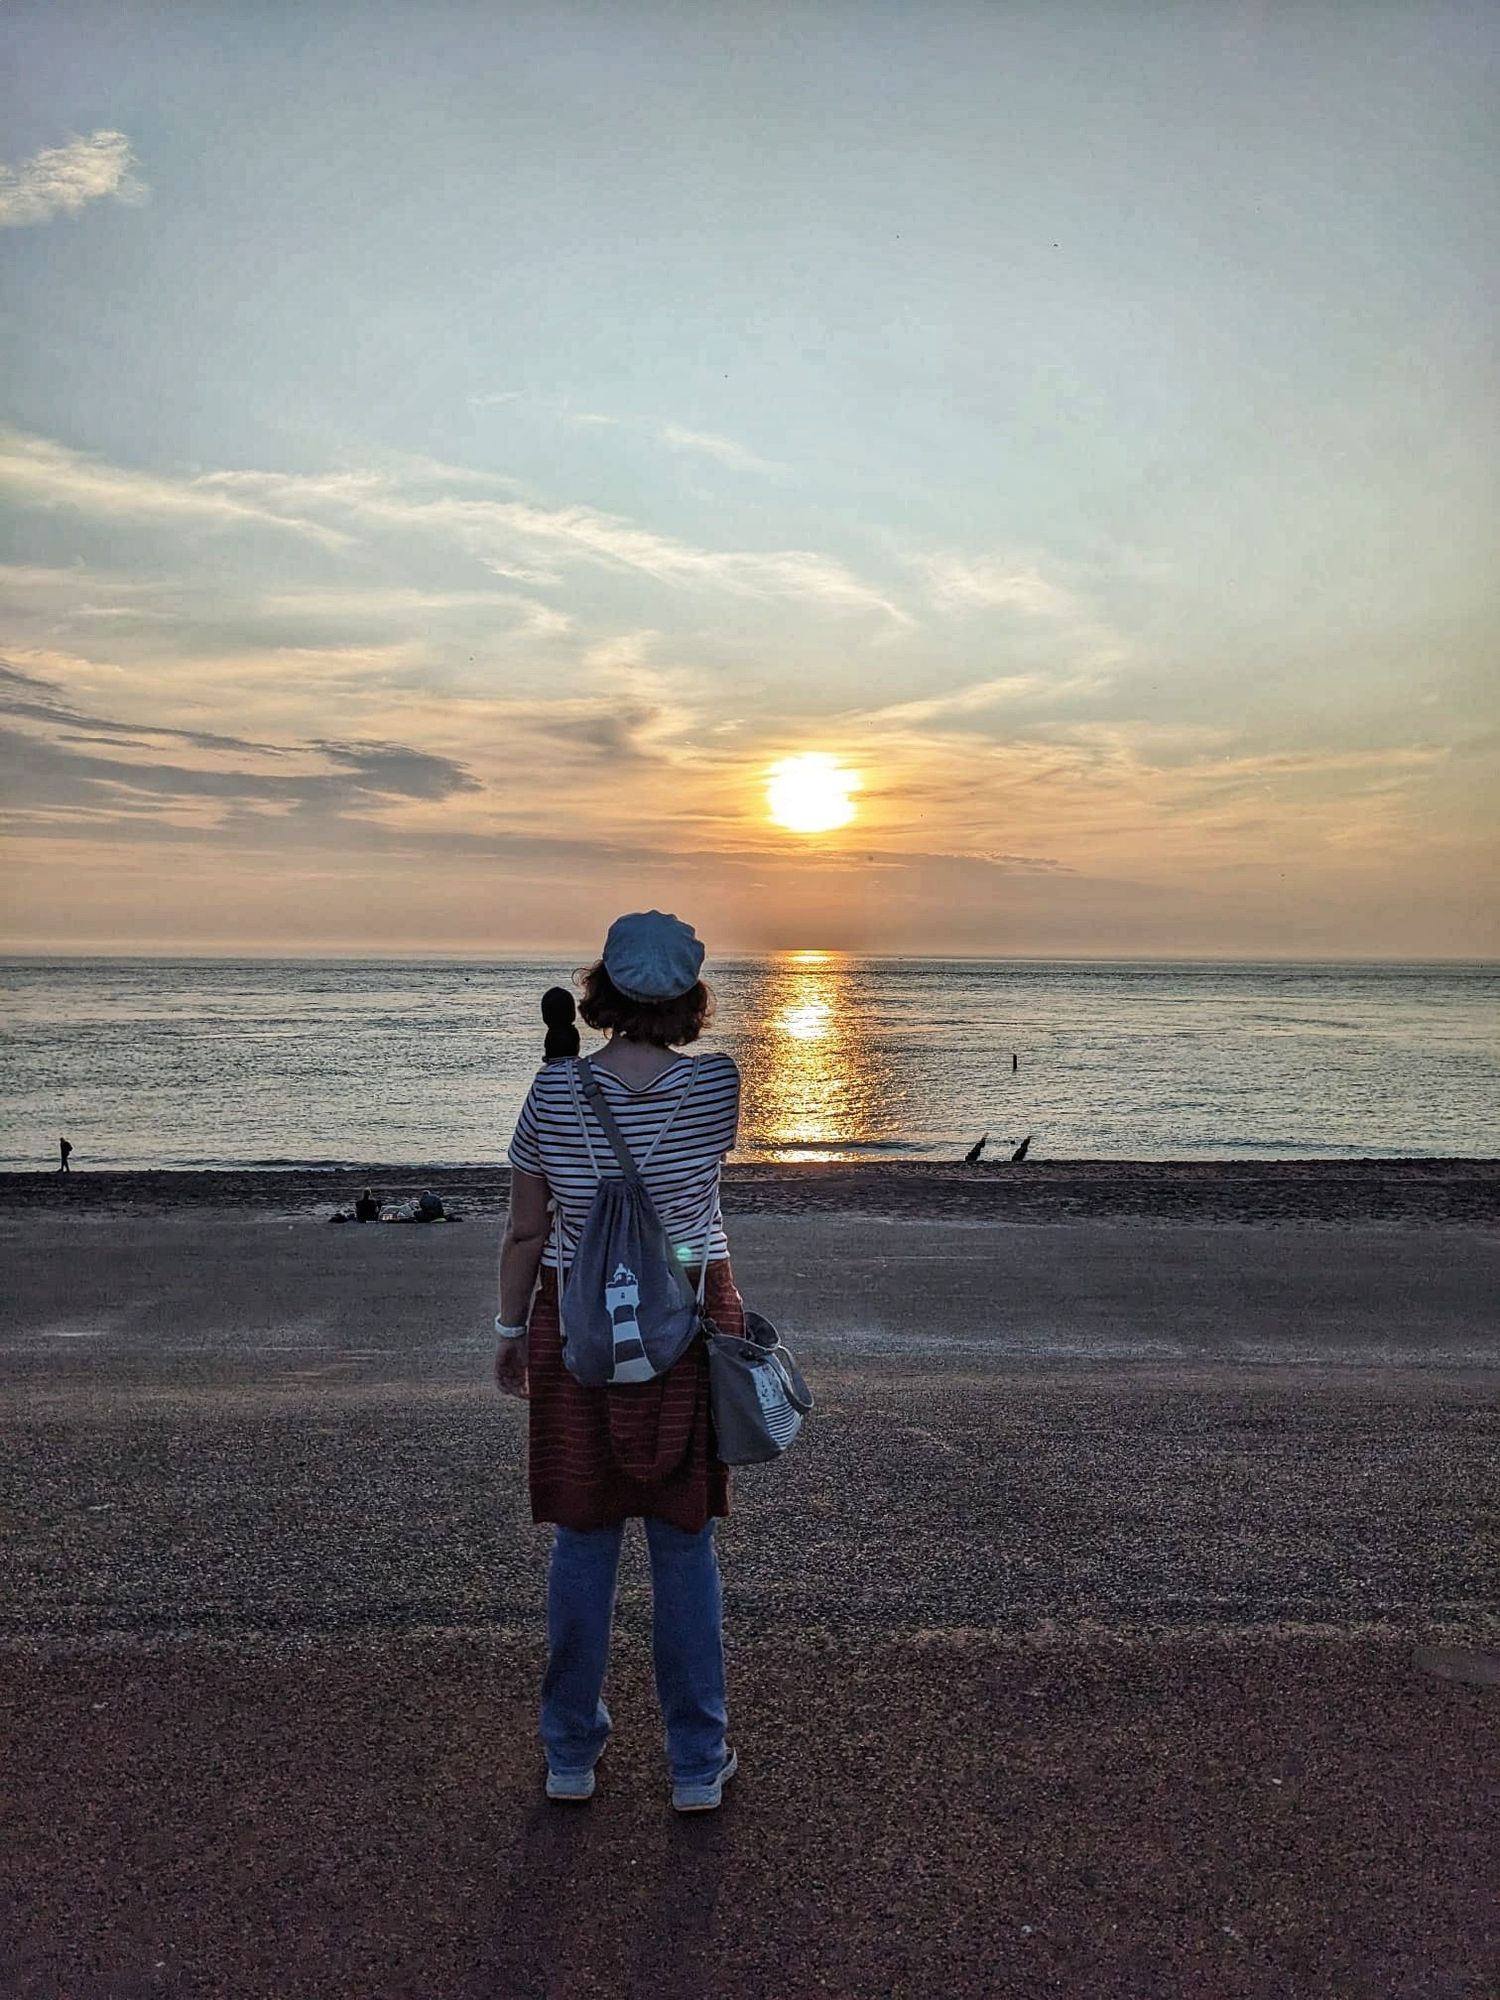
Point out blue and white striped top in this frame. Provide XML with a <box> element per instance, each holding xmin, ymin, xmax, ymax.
<box><xmin>508</xmin><ymin>1052</ymin><xmax>741</xmax><ymax>1270</ymax></box>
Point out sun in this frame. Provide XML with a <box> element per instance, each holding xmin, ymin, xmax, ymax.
<box><xmin>765</xmin><ymin>753</ymin><xmax>860</xmax><ymax>834</ymax></box>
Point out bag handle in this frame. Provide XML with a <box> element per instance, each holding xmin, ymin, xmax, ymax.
<box><xmin>774</xmin><ymin>1342</ymin><xmax>815</xmax><ymax>1413</ymax></box>
<box><xmin>700</xmin><ymin>1318</ymin><xmax>814</xmax><ymax>1416</ymax></box>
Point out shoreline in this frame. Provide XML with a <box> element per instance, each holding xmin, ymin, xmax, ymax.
<box><xmin>1</xmin><ymin>1156</ymin><xmax>1496</xmax><ymax>1225</ymax></box>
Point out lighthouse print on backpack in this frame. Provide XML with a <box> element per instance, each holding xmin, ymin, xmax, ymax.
<box><xmin>604</xmin><ymin>1260</ymin><xmax>656</xmax><ymax>1384</ymax></box>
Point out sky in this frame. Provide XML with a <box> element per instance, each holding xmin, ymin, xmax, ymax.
<box><xmin>1</xmin><ymin>0</ymin><xmax>1496</xmax><ymax>960</ymax></box>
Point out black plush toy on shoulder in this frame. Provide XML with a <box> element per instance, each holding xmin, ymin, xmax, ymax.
<box><xmin>541</xmin><ymin>986</ymin><xmax>580</xmax><ymax>1061</ymax></box>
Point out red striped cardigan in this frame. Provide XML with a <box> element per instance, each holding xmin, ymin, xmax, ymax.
<box><xmin>525</xmin><ymin>1262</ymin><xmax>741</xmax><ymax>1533</ymax></box>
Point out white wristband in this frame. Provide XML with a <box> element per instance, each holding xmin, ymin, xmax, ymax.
<box><xmin>494</xmin><ymin>1315</ymin><xmax>528</xmax><ymax>1341</ymax></box>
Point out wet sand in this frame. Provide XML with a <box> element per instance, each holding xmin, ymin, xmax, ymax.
<box><xmin>1</xmin><ymin>1178</ymin><xmax>1497</xmax><ymax>1997</ymax></box>
<box><xmin>3</xmin><ymin>1154</ymin><xmax>1497</xmax><ymax>1226</ymax></box>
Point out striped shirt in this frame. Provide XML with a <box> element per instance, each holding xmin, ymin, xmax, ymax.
<box><xmin>507</xmin><ymin>1052</ymin><xmax>740</xmax><ymax>1270</ymax></box>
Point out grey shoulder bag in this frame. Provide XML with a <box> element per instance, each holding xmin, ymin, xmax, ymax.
<box><xmin>703</xmin><ymin>1302</ymin><xmax>814</xmax><ymax>1466</ymax></box>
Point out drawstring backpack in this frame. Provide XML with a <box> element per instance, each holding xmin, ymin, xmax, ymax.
<box><xmin>552</xmin><ymin>1056</ymin><xmax>707</xmax><ymax>1388</ymax></box>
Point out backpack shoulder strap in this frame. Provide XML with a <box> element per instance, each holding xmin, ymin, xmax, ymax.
<box><xmin>638</xmin><ymin>1058</ymin><xmax>700</xmax><ymax>1169</ymax></box>
<box><xmin>563</xmin><ymin>1058</ymin><xmax>602</xmax><ymax>1175</ymax></box>
<box><xmin>574</xmin><ymin>1057</ymin><xmax>643</xmax><ymax>1185</ymax></box>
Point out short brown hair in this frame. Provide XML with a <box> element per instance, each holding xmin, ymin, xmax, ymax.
<box><xmin>576</xmin><ymin>960</ymin><xmax>713</xmax><ymax>1047</ymax></box>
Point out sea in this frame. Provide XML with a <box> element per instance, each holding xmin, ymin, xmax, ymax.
<box><xmin>1</xmin><ymin>955</ymin><xmax>1495</xmax><ymax>1171</ymax></box>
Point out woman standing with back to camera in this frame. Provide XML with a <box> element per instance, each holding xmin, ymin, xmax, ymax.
<box><xmin>493</xmin><ymin>911</ymin><xmax>745</xmax><ymax>1813</ymax></box>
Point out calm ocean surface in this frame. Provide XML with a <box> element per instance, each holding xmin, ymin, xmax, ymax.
<box><xmin>1</xmin><ymin>955</ymin><xmax>1495</xmax><ymax>1171</ymax></box>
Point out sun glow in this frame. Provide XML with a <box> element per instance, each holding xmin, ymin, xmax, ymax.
<box><xmin>765</xmin><ymin>753</ymin><xmax>860</xmax><ymax>834</ymax></box>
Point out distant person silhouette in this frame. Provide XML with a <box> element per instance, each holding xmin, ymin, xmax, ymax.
<box><xmin>354</xmin><ymin>1187</ymin><xmax>380</xmax><ymax>1223</ymax></box>
<box><xmin>541</xmin><ymin>986</ymin><xmax>581</xmax><ymax>1062</ymax></box>
<box><xmin>1012</xmin><ymin>1052</ymin><xmax>1018</xmax><ymax>1073</ymax></box>
<box><xmin>963</xmin><ymin>1134</ymin><xmax>987</xmax><ymax>1163</ymax></box>
<box><xmin>58</xmin><ymin>1136</ymin><xmax>72</xmax><ymax>1174</ymax></box>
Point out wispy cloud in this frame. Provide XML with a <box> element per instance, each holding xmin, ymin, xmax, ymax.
<box><xmin>0</xmin><ymin>131</ymin><xmax>147</xmax><ymax>228</ymax></box>
<box><xmin>909</xmin><ymin>551</ymin><xmax>1075</xmax><ymax>617</ymax></box>
<box><xmin>575</xmin><ymin>410</ymin><xmax>784</xmax><ymax>474</ymax></box>
<box><xmin>0</xmin><ymin>659</ymin><xmax>280</xmax><ymax>755</ymax></box>
<box><xmin>2</xmin><ymin>429</ymin><xmax>907</xmax><ymax>622</ymax></box>
<box><xmin>0</xmin><ymin>658</ymin><xmax>480</xmax><ymax>831</ymax></box>
<box><xmin>260</xmin><ymin>584</ymin><xmax>573</xmax><ymax>638</ymax></box>
<box><xmin>0</xmin><ymin>431</ymin><xmax>351</xmax><ymax>546</ymax></box>
<box><xmin>1</xmin><ymin>565</ymin><xmax>573</xmax><ymax>647</ymax></box>
<box><xmin>659</xmin><ymin>424</ymin><xmax>784</xmax><ymax>476</ymax></box>
<box><xmin>474</xmin><ymin>391</ymin><xmax>785</xmax><ymax>477</ymax></box>
<box><xmin>582</xmin><ymin>632</ymin><xmax>657</xmax><ymax>675</ymax></box>
<box><xmin>0</xmin><ymin>562</ymin><xmax>183</xmax><ymax>619</ymax></box>
<box><xmin>315</xmin><ymin>481</ymin><xmax>909</xmax><ymax>618</ymax></box>
<box><xmin>853</xmin><ymin>667</ymin><xmax>1114</xmax><ymax>728</ymax></box>
<box><xmin>479</xmin><ymin>556</ymin><xmax>565</xmax><ymax>588</ymax></box>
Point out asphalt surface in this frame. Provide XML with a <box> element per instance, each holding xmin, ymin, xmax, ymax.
<box><xmin>1</xmin><ymin>1208</ymin><xmax>1497</xmax><ymax>1998</ymax></box>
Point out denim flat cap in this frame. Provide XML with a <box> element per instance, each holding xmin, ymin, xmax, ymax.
<box><xmin>602</xmin><ymin>910</ymin><xmax>705</xmax><ymax>1001</ymax></box>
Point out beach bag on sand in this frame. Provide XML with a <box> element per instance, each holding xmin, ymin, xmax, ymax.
<box><xmin>554</xmin><ymin>1058</ymin><xmax>705</xmax><ymax>1388</ymax></box>
<box><xmin>703</xmin><ymin>1309</ymin><xmax>813</xmax><ymax>1466</ymax></box>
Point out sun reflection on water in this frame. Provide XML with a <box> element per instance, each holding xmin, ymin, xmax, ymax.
<box><xmin>735</xmin><ymin>952</ymin><xmax>897</xmax><ymax>1162</ymax></box>
<box><xmin>779</xmin><ymin>1000</ymin><xmax>831</xmax><ymax>1041</ymax></box>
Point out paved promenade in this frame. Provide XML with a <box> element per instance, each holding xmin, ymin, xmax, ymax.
<box><xmin>2</xmin><ymin>1206</ymin><xmax>1496</xmax><ymax>1997</ymax></box>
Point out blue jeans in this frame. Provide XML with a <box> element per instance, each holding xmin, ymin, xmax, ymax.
<box><xmin>541</xmin><ymin>1517</ymin><xmax>728</xmax><ymax>1787</ymax></box>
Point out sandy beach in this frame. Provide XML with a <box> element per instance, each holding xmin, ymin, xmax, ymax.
<box><xmin>2</xmin><ymin>1166</ymin><xmax>1497</xmax><ymax>1997</ymax></box>
<box><xmin>3</xmin><ymin>1155</ymin><xmax>1496</xmax><ymax>1225</ymax></box>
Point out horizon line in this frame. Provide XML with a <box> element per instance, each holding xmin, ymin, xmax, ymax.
<box><xmin>2</xmin><ymin>946</ymin><xmax>1496</xmax><ymax>969</ymax></box>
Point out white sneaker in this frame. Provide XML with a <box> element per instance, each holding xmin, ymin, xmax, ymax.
<box><xmin>545</xmin><ymin>1765</ymin><xmax>596</xmax><ymax>1802</ymax></box>
<box><xmin>671</xmin><ymin>1747</ymin><xmax>738</xmax><ymax>1814</ymax></box>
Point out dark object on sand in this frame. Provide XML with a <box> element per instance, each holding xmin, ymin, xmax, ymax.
<box><xmin>1012</xmin><ymin>1052</ymin><xmax>1018</xmax><ymax>1072</ymax></box>
<box><xmin>1011</xmin><ymin>1134</ymin><xmax>1032</xmax><ymax>1162</ymax></box>
<box><xmin>963</xmin><ymin>1134</ymin><xmax>988</xmax><ymax>1163</ymax></box>
<box><xmin>542</xmin><ymin>986</ymin><xmax>581</xmax><ymax>1062</ymax></box>
<box><xmin>58</xmin><ymin>1136</ymin><xmax>72</xmax><ymax>1175</ymax></box>
<box><xmin>354</xmin><ymin>1188</ymin><xmax>380</xmax><ymax>1223</ymax></box>
<box><xmin>381</xmin><ymin>1189</ymin><xmax>451</xmax><ymax>1224</ymax></box>
<box><xmin>329</xmin><ymin>1210</ymin><xmax>349</xmax><ymax>1223</ymax></box>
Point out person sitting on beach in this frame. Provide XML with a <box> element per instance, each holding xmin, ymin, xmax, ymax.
<box><xmin>353</xmin><ymin>1188</ymin><xmax>380</xmax><ymax>1223</ymax></box>
<box><xmin>380</xmin><ymin>1190</ymin><xmax>447</xmax><ymax>1223</ymax></box>
<box><xmin>541</xmin><ymin>986</ymin><xmax>581</xmax><ymax>1061</ymax></box>
<box><xmin>495</xmin><ymin>910</ymin><xmax>744</xmax><ymax>1814</ymax></box>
